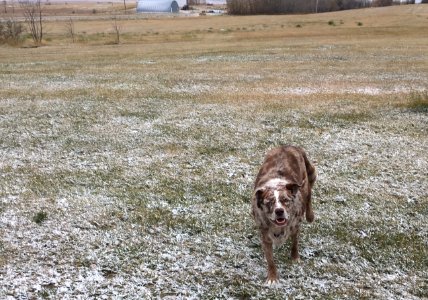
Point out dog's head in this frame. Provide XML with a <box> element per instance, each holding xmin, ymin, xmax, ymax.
<box><xmin>255</xmin><ymin>180</ymin><xmax>303</xmax><ymax>227</ymax></box>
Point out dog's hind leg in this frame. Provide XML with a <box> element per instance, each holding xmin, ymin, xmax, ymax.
<box><xmin>305</xmin><ymin>189</ymin><xmax>315</xmax><ymax>223</ymax></box>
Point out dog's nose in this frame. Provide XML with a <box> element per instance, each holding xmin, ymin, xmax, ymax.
<box><xmin>275</xmin><ymin>208</ymin><xmax>284</xmax><ymax>216</ymax></box>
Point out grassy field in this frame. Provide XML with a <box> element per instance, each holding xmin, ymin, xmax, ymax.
<box><xmin>1</xmin><ymin>4</ymin><xmax>428</xmax><ymax>299</ymax></box>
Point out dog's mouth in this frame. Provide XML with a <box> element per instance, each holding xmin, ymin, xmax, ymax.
<box><xmin>273</xmin><ymin>218</ymin><xmax>287</xmax><ymax>226</ymax></box>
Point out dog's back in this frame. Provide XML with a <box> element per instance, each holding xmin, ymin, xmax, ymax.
<box><xmin>255</xmin><ymin>145</ymin><xmax>312</xmax><ymax>187</ymax></box>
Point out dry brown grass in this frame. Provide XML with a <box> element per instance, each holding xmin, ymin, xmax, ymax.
<box><xmin>2</xmin><ymin>3</ymin><xmax>427</xmax><ymax>48</ymax></box>
<box><xmin>0</xmin><ymin>1</ymin><xmax>135</xmax><ymax>17</ymax></box>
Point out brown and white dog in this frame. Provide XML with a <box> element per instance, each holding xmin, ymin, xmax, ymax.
<box><xmin>252</xmin><ymin>145</ymin><xmax>316</xmax><ymax>285</ymax></box>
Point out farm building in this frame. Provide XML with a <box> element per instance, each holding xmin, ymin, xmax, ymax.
<box><xmin>136</xmin><ymin>0</ymin><xmax>180</xmax><ymax>13</ymax></box>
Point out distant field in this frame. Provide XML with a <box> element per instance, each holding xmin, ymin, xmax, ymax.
<box><xmin>1</xmin><ymin>4</ymin><xmax>427</xmax><ymax>299</ymax></box>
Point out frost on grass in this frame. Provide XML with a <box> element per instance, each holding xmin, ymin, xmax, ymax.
<box><xmin>1</xmin><ymin>46</ymin><xmax>427</xmax><ymax>299</ymax></box>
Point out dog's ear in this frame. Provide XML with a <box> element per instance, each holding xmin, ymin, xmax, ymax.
<box><xmin>255</xmin><ymin>188</ymin><xmax>265</xmax><ymax>209</ymax></box>
<box><xmin>285</xmin><ymin>181</ymin><xmax>304</xmax><ymax>197</ymax></box>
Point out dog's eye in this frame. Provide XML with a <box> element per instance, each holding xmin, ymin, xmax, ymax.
<box><xmin>281</xmin><ymin>197</ymin><xmax>292</xmax><ymax>204</ymax></box>
<box><xmin>264</xmin><ymin>198</ymin><xmax>274</xmax><ymax>206</ymax></box>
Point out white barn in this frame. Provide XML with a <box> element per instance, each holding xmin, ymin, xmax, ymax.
<box><xmin>136</xmin><ymin>0</ymin><xmax>180</xmax><ymax>13</ymax></box>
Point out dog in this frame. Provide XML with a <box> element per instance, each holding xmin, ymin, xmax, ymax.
<box><xmin>252</xmin><ymin>145</ymin><xmax>316</xmax><ymax>285</ymax></box>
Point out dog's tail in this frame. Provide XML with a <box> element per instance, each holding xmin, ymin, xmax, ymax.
<box><xmin>301</xmin><ymin>149</ymin><xmax>316</xmax><ymax>223</ymax></box>
<box><xmin>302</xmin><ymin>150</ymin><xmax>316</xmax><ymax>188</ymax></box>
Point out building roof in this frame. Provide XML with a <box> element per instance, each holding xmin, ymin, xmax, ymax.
<box><xmin>136</xmin><ymin>0</ymin><xmax>180</xmax><ymax>13</ymax></box>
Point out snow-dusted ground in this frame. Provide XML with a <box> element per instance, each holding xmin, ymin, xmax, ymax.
<box><xmin>1</xmin><ymin>34</ymin><xmax>427</xmax><ymax>298</ymax></box>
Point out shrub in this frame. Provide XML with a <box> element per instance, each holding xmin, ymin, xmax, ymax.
<box><xmin>33</xmin><ymin>211</ymin><xmax>48</xmax><ymax>224</ymax></box>
<box><xmin>406</xmin><ymin>92</ymin><xmax>428</xmax><ymax>113</ymax></box>
<box><xmin>0</xmin><ymin>20</ymin><xmax>24</xmax><ymax>45</ymax></box>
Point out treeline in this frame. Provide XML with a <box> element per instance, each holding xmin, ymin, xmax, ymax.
<box><xmin>226</xmin><ymin>0</ymin><xmax>422</xmax><ymax>15</ymax></box>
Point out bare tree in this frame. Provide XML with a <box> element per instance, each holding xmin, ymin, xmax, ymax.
<box><xmin>65</xmin><ymin>17</ymin><xmax>75</xmax><ymax>43</ymax></box>
<box><xmin>123</xmin><ymin>0</ymin><xmax>126</xmax><ymax>12</ymax></box>
<box><xmin>112</xmin><ymin>16</ymin><xmax>121</xmax><ymax>44</ymax></box>
<box><xmin>3</xmin><ymin>0</ymin><xmax>7</xmax><ymax>13</ymax></box>
<box><xmin>19</xmin><ymin>0</ymin><xmax>43</xmax><ymax>46</ymax></box>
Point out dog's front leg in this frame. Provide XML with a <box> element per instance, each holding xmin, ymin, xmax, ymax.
<box><xmin>261</xmin><ymin>231</ymin><xmax>277</xmax><ymax>285</ymax></box>
<box><xmin>291</xmin><ymin>227</ymin><xmax>300</xmax><ymax>261</ymax></box>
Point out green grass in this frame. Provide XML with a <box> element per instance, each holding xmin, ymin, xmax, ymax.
<box><xmin>33</xmin><ymin>211</ymin><xmax>48</xmax><ymax>224</ymax></box>
<box><xmin>331</xmin><ymin>220</ymin><xmax>427</xmax><ymax>271</ymax></box>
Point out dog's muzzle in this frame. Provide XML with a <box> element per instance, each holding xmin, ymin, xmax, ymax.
<box><xmin>272</xmin><ymin>208</ymin><xmax>287</xmax><ymax>226</ymax></box>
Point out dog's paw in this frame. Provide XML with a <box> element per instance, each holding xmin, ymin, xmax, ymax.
<box><xmin>306</xmin><ymin>211</ymin><xmax>314</xmax><ymax>223</ymax></box>
<box><xmin>264</xmin><ymin>278</ymin><xmax>279</xmax><ymax>287</ymax></box>
<box><xmin>291</xmin><ymin>257</ymin><xmax>301</xmax><ymax>263</ymax></box>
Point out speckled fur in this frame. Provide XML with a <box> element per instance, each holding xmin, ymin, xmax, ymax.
<box><xmin>252</xmin><ymin>145</ymin><xmax>316</xmax><ymax>285</ymax></box>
